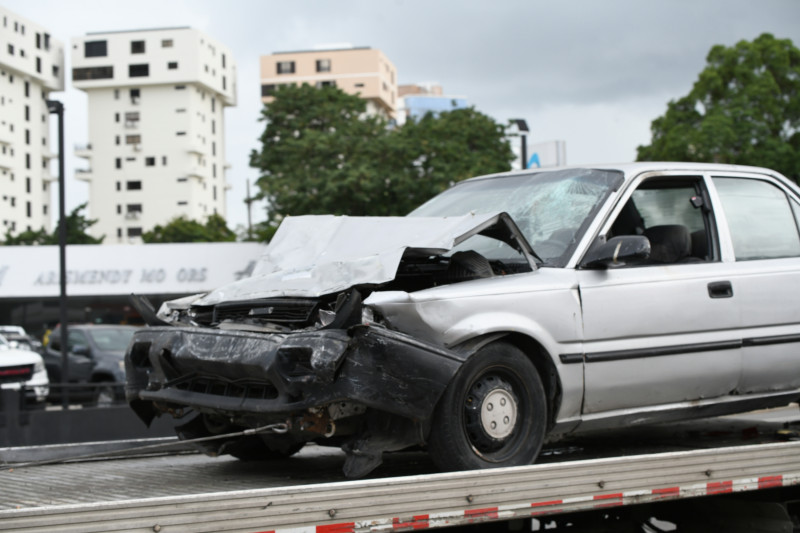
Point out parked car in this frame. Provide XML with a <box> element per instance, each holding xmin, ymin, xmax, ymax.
<box><xmin>0</xmin><ymin>327</ymin><xmax>44</xmax><ymax>355</ymax></box>
<box><xmin>125</xmin><ymin>162</ymin><xmax>800</xmax><ymax>477</ymax></box>
<box><xmin>0</xmin><ymin>333</ymin><xmax>49</xmax><ymax>403</ymax></box>
<box><xmin>45</xmin><ymin>324</ymin><xmax>138</xmax><ymax>404</ymax></box>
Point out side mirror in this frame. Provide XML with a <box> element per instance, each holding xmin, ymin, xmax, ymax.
<box><xmin>71</xmin><ymin>344</ymin><xmax>91</xmax><ymax>357</ymax></box>
<box><xmin>581</xmin><ymin>235</ymin><xmax>650</xmax><ymax>269</ymax></box>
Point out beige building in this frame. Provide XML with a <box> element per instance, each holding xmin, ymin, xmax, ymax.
<box><xmin>259</xmin><ymin>46</ymin><xmax>397</xmax><ymax>119</ymax></box>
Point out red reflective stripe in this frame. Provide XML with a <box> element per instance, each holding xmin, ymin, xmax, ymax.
<box><xmin>652</xmin><ymin>487</ymin><xmax>680</xmax><ymax>498</ymax></box>
<box><xmin>707</xmin><ymin>481</ymin><xmax>733</xmax><ymax>495</ymax></box>
<box><xmin>594</xmin><ymin>493</ymin><xmax>623</xmax><ymax>507</ymax></box>
<box><xmin>317</xmin><ymin>523</ymin><xmax>355</xmax><ymax>533</ymax></box>
<box><xmin>759</xmin><ymin>475</ymin><xmax>783</xmax><ymax>489</ymax></box>
<box><xmin>531</xmin><ymin>500</ymin><xmax>563</xmax><ymax>508</ymax></box>
<box><xmin>392</xmin><ymin>515</ymin><xmax>430</xmax><ymax>530</ymax></box>
<box><xmin>465</xmin><ymin>507</ymin><xmax>499</xmax><ymax>520</ymax></box>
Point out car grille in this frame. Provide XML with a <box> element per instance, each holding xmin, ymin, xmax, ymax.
<box><xmin>213</xmin><ymin>298</ymin><xmax>319</xmax><ymax>327</ymax></box>
<box><xmin>173</xmin><ymin>376</ymin><xmax>279</xmax><ymax>400</ymax></box>
<box><xmin>0</xmin><ymin>364</ymin><xmax>33</xmax><ymax>384</ymax></box>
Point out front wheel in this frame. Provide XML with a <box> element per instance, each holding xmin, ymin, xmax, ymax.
<box><xmin>427</xmin><ymin>342</ymin><xmax>547</xmax><ymax>472</ymax></box>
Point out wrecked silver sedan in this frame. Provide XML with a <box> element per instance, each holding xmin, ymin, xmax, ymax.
<box><xmin>126</xmin><ymin>163</ymin><xmax>800</xmax><ymax>477</ymax></box>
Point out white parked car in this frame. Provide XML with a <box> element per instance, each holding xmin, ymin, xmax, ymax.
<box><xmin>0</xmin><ymin>333</ymin><xmax>49</xmax><ymax>403</ymax></box>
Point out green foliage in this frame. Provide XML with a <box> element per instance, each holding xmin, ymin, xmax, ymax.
<box><xmin>142</xmin><ymin>213</ymin><xmax>236</xmax><ymax>243</ymax></box>
<box><xmin>2</xmin><ymin>203</ymin><xmax>103</xmax><ymax>245</ymax></box>
<box><xmin>637</xmin><ymin>33</ymin><xmax>800</xmax><ymax>181</ymax></box>
<box><xmin>249</xmin><ymin>84</ymin><xmax>513</xmax><ymax>228</ymax></box>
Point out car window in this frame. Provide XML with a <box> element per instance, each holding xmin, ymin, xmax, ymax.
<box><xmin>409</xmin><ymin>169</ymin><xmax>623</xmax><ymax>266</ymax></box>
<box><xmin>88</xmin><ymin>328</ymin><xmax>135</xmax><ymax>351</ymax></box>
<box><xmin>713</xmin><ymin>177</ymin><xmax>800</xmax><ymax>261</ymax></box>
<box><xmin>67</xmin><ymin>330</ymin><xmax>89</xmax><ymax>351</ymax></box>
<box><xmin>608</xmin><ymin>177</ymin><xmax>712</xmax><ymax>263</ymax></box>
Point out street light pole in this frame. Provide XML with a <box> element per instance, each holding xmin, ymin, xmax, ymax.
<box><xmin>46</xmin><ymin>99</ymin><xmax>69</xmax><ymax>408</ymax></box>
<box><xmin>510</xmin><ymin>119</ymin><xmax>530</xmax><ymax>170</ymax></box>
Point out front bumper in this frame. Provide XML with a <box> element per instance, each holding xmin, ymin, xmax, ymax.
<box><xmin>126</xmin><ymin>324</ymin><xmax>464</xmax><ymax>426</ymax></box>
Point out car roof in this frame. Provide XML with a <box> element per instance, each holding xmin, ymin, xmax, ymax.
<box><xmin>466</xmin><ymin>161</ymin><xmax>788</xmax><ymax>184</ymax></box>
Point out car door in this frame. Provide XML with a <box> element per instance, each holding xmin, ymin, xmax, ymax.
<box><xmin>65</xmin><ymin>329</ymin><xmax>95</xmax><ymax>383</ymax></box>
<box><xmin>710</xmin><ymin>174</ymin><xmax>800</xmax><ymax>395</ymax></box>
<box><xmin>575</xmin><ymin>173</ymin><xmax>743</xmax><ymax>414</ymax></box>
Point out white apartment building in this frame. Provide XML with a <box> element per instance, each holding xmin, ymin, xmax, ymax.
<box><xmin>0</xmin><ymin>7</ymin><xmax>64</xmax><ymax>239</ymax></box>
<box><xmin>71</xmin><ymin>27</ymin><xmax>236</xmax><ymax>243</ymax></box>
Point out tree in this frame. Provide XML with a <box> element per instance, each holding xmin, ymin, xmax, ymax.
<box><xmin>637</xmin><ymin>33</ymin><xmax>800</xmax><ymax>182</ymax></box>
<box><xmin>2</xmin><ymin>203</ymin><xmax>103</xmax><ymax>245</ymax></box>
<box><xmin>249</xmin><ymin>84</ymin><xmax>513</xmax><ymax>227</ymax></box>
<box><xmin>142</xmin><ymin>213</ymin><xmax>236</xmax><ymax>243</ymax></box>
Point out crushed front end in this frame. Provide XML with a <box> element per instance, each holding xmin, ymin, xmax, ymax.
<box><xmin>125</xmin><ymin>212</ymin><xmax>536</xmax><ymax>477</ymax></box>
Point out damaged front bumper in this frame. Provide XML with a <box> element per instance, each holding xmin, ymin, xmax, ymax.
<box><xmin>126</xmin><ymin>323</ymin><xmax>464</xmax><ymax>437</ymax></box>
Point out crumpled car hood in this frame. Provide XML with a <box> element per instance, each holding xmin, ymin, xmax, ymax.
<box><xmin>192</xmin><ymin>212</ymin><xmax>536</xmax><ymax>305</ymax></box>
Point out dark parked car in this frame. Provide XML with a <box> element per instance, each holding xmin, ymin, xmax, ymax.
<box><xmin>125</xmin><ymin>163</ymin><xmax>800</xmax><ymax>477</ymax></box>
<box><xmin>45</xmin><ymin>324</ymin><xmax>138</xmax><ymax>404</ymax></box>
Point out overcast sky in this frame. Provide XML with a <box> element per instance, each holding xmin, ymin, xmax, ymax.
<box><xmin>4</xmin><ymin>0</ymin><xmax>800</xmax><ymax>231</ymax></box>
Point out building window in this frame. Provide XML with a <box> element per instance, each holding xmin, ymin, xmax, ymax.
<box><xmin>7</xmin><ymin>44</ymin><xmax>13</xmax><ymax>55</ymax></box>
<box><xmin>36</xmin><ymin>57</ymin><xmax>41</xmax><ymax>73</ymax></box>
<box><xmin>115</xmin><ymin>135</ymin><xmax>121</xmax><ymax>145</ymax></box>
<box><xmin>72</xmin><ymin>66</ymin><xmax>113</xmax><ymax>80</ymax></box>
<box><xmin>25</xmin><ymin>153</ymin><xmax>30</xmax><ymax>169</ymax></box>
<box><xmin>117</xmin><ymin>228</ymin><xmax>122</xmax><ymax>238</ymax></box>
<box><xmin>162</xmin><ymin>156</ymin><xmax>167</xmax><ymax>165</ymax></box>
<box><xmin>116</xmin><ymin>204</ymin><xmax>122</xmax><ymax>214</ymax></box>
<box><xmin>26</xmin><ymin>201</ymin><xmax>31</xmax><ymax>218</ymax></box>
<box><xmin>176</xmin><ymin>131</ymin><xmax>186</xmax><ymax>136</ymax></box>
<box><xmin>129</xmin><ymin>64</ymin><xmax>149</xmax><ymax>77</ymax></box>
<box><xmin>131</xmin><ymin>40</ymin><xmax>145</xmax><ymax>54</ymax></box>
<box><xmin>211</xmin><ymin>98</ymin><xmax>215</xmax><ymax>112</ymax></box>
<box><xmin>25</xmin><ymin>130</ymin><xmax>29</xmax><ymax>145</ymax></box>
<box><xmin>126</xmin><ymin>181</ymin><xmax>142</xmax><ymax>190</ymax></box>
<box><xmin>24</xmin><ymin>105</ymin><xmax>29</xmax><ymax>121</ymax></box>
<box><xmin>25</xmin><ymin>177</ymin><xmax>30</xmax><ymax>193</ymax></box>
<box><xmin>145</xmin><ymin>157</ymin><xmax>155</xmax><ymax>166</ymax></box>
<box><xmin>222</xmin><ymin>76</ymin><xmax>226</xmax><ymax>90</ymax></box>
<box><xmin>211</xmin><ymin>120</ymin><xmax>215</xmax><ymax>134</ymax></box>
<box><xmin>316</xmin><ymin>80</ymin><xmax>336</xmax><ymax>88</ymax></box>
<box><xmin>161</xmin><ymin>39</ymin><xmax>173</xmax><ymax>48</ymax></box>
<box><xmin>261</xmin><ymin>84</ymin><xmax>276</xmax><ymax>97</ymax></box>
<box><xmin>125</xmin><ymin>111</ymin><xmax>140</xmax><ymax>126</ymax></box>
<box><xmin>52</xmin><ymin>65</ymin><xmax>59</xmax><ymax>77</ymax></box>
<box><xmin>130</xmin><ymin>88</ymin><xmax>140</xmax><ymax>102</ymax></box>
<box><xmin>125</xmin><ymin>134</ymin><xmax>141</xmax><ymax>145</ymax></box>
<box><xmin>115</xmin><ymin>158</ymin><xmax>121</xmax><ymax>169</ymax></box>
<box><xmin>222</xmin><ymin>54</ymin><xmax>226</xmax><ymax>68</ymax></box>
<box><xmin>168</xmin><ymin>61</ymin><xmax>178</xmax><ymax>69</ymax></box>
<box><xmin>175</xmin><ymin>85</ymin><xmax>186</xmax><ymax>90</ymax></box>
<box><xmin>277</xmin><ymin>61</ymin><xmax>295</xmax><ymax>74</ymax></box>
<box><xmin>177</xmin><ymin>201</ymin><xmax>188</xmax><ymax>206</ymax></box>
<box><xmin>114</xmin><ymin>89</ymin><xmax>120</xmax><ymax>99</ymax></box>
<box><xmin>316</xmin><ymin>59</ymin><xmax>331</xmax><ymax>73</ymax></box>
<box><xmin>127</xmin><ymin>227</ymin><xmax>142</xmax><ymax>237</ymax></box>
<box><xmin>116</xmin><ymin>181</ymin><xmax>121</xmax><ymax>191</ymax></box>
<box><xmin>127</xmin><ymin>204</ymin><xmax>142</xmax><ymax>213</ymax></box>
<box><xmin>36</xmin><ymin>33</ymin><xmax>41</xmax><ymax>49</ymax></box>
<box><xmin>115</xmin><ymin>112</ymin><xmax>120</xmax><ymax>123</ymax></box>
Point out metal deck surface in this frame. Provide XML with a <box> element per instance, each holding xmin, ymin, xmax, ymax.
<box><xmin>1</xmin><ymin>405</ymin><xmax>798</xmax><ymax>511</ymax></box>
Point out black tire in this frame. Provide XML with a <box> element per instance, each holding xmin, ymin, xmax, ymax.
<box><xmin>427</xmin><ymin>341</ymin><xmax>547</xmax><ymax>472</ymax></box>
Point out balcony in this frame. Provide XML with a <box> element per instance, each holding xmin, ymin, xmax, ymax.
<box><xmin>0</xmin><ymin>152</ymin><xmax>12</xmax><ymax>171</ymax></box>
<box><xmin>75</xmin><ymin>168</ymin><xmax>93</xmax><ymax>182</ymax></box>
<box><xmin>187</xmin><ymin>142</ymin><xmax>205</xmax><ymax>155</ymax></box>
<box><xmin>74</xmin><ymin>143</ymin><xmax>92</xmax><ymax>159</ymax></box>
<box><xmin>187</xmin><ymin>166</ymin><xmax>208</xmax><ymax>181</ymax></box>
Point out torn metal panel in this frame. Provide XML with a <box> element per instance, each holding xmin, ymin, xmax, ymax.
<box><xmin>190</xmin><ymin>212</ymin><xmax>536</xmax><ymax>305</ymax></box>
<box><xmin>126</xmin><ymin>324</ymin><xmax>463</xmax><ymax>425</ymax></box>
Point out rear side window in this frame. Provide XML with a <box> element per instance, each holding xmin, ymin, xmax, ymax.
<box><xmin>713</xmin><ymin>177</ymin><xmax>800</xmax><ymax>260</ymax></box>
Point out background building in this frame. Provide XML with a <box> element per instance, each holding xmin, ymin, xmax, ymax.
<box><xmin>71</xmin><ymin>27</ymin><xmax>237</xmax><ymax>243</ymax></box>
<box><xmin>0</xmin><ymin>6</ymin><xmax>64</xmax><ymax>238</ymax></box>
<box><xmin>396</xmin><ymin>82</ymin><xmax>467</xmax><ymax>125</ymax></box>
<box><xmin>260</xmin><ymin>46</ymin><xmax>397</xmax><ymax>119</ymax></box>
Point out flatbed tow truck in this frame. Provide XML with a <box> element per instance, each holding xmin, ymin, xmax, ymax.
<box><xmin>1</xmin><ymin>406</ymin><xmax>799</xmax><ymax>532</ymax></box>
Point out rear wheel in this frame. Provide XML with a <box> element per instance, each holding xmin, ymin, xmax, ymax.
<box><xmin>427</xmin><ymin>341</ymin><xmax>547</xmax><ymax>471</ymax></box>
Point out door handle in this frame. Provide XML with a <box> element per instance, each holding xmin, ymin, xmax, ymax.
<box><xmin>708</xmin><ymin>281</ymin><xmax>733</xmax><ymax>299</ymax></box>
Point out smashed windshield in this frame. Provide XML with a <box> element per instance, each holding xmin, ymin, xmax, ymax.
<box><xmin>409</xmin><ymin>169</ymin><xmax>623</xmax><ymax>266</ymax></box>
